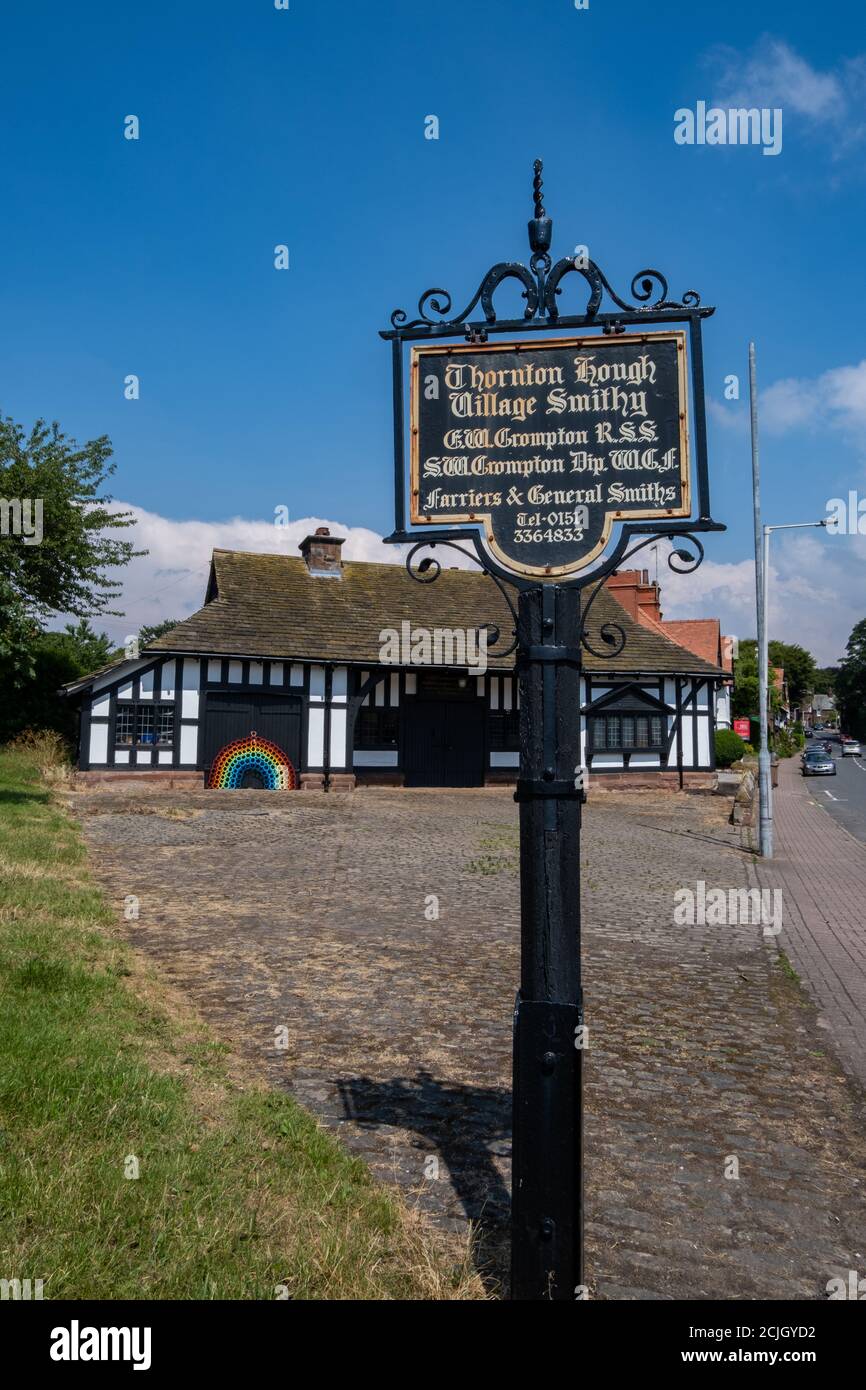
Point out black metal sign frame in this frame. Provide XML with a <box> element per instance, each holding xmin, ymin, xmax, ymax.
<box><xmin>409</xmin><ymin>330</ymin><xmax>692</xmax><ymax>580</ymax></box>
<box><xmin>380</xmin><ymin>160</ymin><xmax>724</xmax><ymax>591</ymax></box>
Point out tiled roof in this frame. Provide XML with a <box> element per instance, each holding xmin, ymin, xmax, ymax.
<box><xmin>61</xmin><ymin>656</ymin><xmax>128</xmax><ymax>696</ymax></box>
<box><xmin>658</xmin><ymin>618</ymin><xmax>722</xmax><ymax>669</ymax></box>
<box><xmin>140</xmin><ymin>550</ymin><xmax>725</xmax><ymax>677</ymax></box>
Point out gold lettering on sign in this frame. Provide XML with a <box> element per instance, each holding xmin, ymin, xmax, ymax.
<box><xmin>410</xmin><ymin>331</ymin><xmax>691</xmax><ymax>578</ymax></box>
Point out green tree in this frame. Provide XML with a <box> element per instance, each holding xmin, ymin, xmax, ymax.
<box><xmin>0</xmin><ymin>619</ymin><xmax>114</xmax><ymax>743</ymax></box>
<box><xmin>732</xmin><ymin>640</ymin><xmax>783</xmax><ymax>720</ymax></box>
<box><xmin>767</xmin><ymin>641</ymin><xmax>817</xmax><ymax>709</ymax></box>
<box><xmin>53</xmin><ymin>618</ymin><xmax>114</xmax><ymax>671</ymax></box>
<box><xmin>813</xmin><ymin>667</ymin><xmax>838</xmax><ymax>696</ymax></box>
<box><xmin>138</xmin><ymin>619</ymin><xmax>179</xmax><ymax>648</ymax></box>
<box><xmin>733</xmin><ymin>638</ymin><xmax>822</xmax><ymax>717</ymax></box>
<box><xmin>0</xmin><ymin>414</ymin><xmax>141</xmax><ymax>683</ymax></box>
<box><xmin>836</xmin><ymin>619</ymin><xmax>866</xmax><ymax>739</ymax></box>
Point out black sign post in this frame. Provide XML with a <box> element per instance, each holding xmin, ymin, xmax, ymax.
<box><xmin>511</xmin><ymin>580</ymin><xmax>584</xmax><ymax>1298</ymax></box>
<box><xmin>381</xmin><ymin>162</ymin><xmax>724</xmax><ymax>1299</ymax></box>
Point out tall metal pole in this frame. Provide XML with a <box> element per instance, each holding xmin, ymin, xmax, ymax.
<box><xmin>512</xmin><ymin>583</ymin><xmax>584</xmax><ymax>1299</ymax></box>
<box><xmin>763</xmin><ymin>520</ymin><xmax>771</xmax><ymax>741</ymax></box>
<box><xmin>749</xmin><ymin>343</ymin><xmax>773</xmax><ymax>857</ymax></box>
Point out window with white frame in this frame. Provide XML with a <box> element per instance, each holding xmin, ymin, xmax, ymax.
<box><xmin>115</xmin><ymin>700</ymin><xmax>175</xmax><ymax>748</ymax></box>
<box><xmin>590</xmin><ymin>709</ymin><xmax>665</xmax><ymax>752</ymax></box>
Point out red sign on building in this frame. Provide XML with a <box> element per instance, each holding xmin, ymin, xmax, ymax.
<box><xmin>733</xmin><ymin>718</ymin><xmax>751</xmax><ymax>740</ymax></box>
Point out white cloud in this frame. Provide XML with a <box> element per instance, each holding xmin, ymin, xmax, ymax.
<box><xmin>759</xmin><ymin>377</ymin><xmax>819</xmax><ymax>433</ymax></box>
<box><xmin>821</xmin><ymin>360</ymin><xmax>866</xmax><ymax>430</ymax></box>
<box><xmin>56</xmin><ymin>504</ymin><xmax>865</xmax><ymax>669</ymax></box>
<box><xmin>760</xmin><ymin>358</ymin><xmax>866</xmax><ymax>440</ymax></box>
<box><xmin>706</xmin><ymin>397</ymin><xmax>750</xmax><ymax>435</ymax></box>
<box><xmin>83</xmin><ymin>505</ymin><xmax>417</xmax><ymax>644</ymax></box>
<box><xmin>706</xmin><ymin>358</ymin><xmax>866</xmax><ymax>489</ymax></box>
<box><xmin>712</xmin><ymin>37</ymin><xmax>844</xmax><ymax>121</ymax></box>
<box><xmin>707</xmin><ymin>36</ymin><xmax>866</xmax><ymax>157</ymax></box>
<box><xmin>659</xmin><ymin>532</ymin><xmax>866</xmax><ymax>666</ymax></box>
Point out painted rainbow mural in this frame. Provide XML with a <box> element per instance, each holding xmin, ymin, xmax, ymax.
<box><xmin>207</xmin><ymin>732</ymin><xmax>297</xmax><ymax>790</ymax></box>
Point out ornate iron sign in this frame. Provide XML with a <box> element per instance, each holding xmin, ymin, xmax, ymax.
<box><xmin>381</xmin><ymin>159</ymin><xmax>724</xmax><ymax>590</ymax></box>
<box><xmin>379</xmin><ymin>161</ymin><xmax>726</xmax><ymax>1301</ymax></box>
<box><xmin>410</xmin><ymin>331</ymin><xmax>690</xmax><ymax>579</ymax></box>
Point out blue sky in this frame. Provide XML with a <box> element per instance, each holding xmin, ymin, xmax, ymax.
<box><xmin>2</xmin><ymin>0</ymin><xmax>865</xmax><ymax>662</ymax></box>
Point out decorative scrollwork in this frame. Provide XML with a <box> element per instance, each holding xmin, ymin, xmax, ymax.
<box><xmin>480</xmin><ymin>263</ymin><xmax>538</xmax><ymax>322</ymax></box>
<box><xmin>390</xmin><ymin>262</ymin><xmax>538</xmax><ymax>332</ymax></box>
<box><xmin>390</xmin><ymin>253</ymin><xmax>702</xmax><ymax>333</ymax></box>
<box><xmin>545</xmin><ymin>258</ymin><xmax>702</xmax><ymax>323</ymax></box>
<box><xmin>601</xmin><ymin>529</ymin><xmax>706</xmax><ymax>583</ymax></box>
<box><xmin>400</xmin><ymin>526</ymin><xmax>707</xmax><ymax>666</ymax></box>
<box><xmin>575</xmin><ymin>530</ymin><xmax>707</xmax><ymax>660</ymax></box>
<box><xmin>390</xmin><ymin>287</ymin><xmax>452</xmax><ymax>331</ymax></box>
<box><xmin>577</xmin><ymin>577</ymin><xmax>627</xmax><ymax>660</ymax></box>
<box><xmin>583</xmin><ymin>620</ymin><xmax>627</xmax><ymax>661</ymax></box>
<box><xmin>405</xmin><ymin>539</ymin><xmax>519</xmax><ymax>658</ymax></box>
<box><xmin>667</xmin><ymin>536</ymin><xmax>705</xmax><ymax>573</ymax></box>
<box><xmin>386</xmin><ymin>158</ymin><xmax>707</xmax><ymax>337</ymax></box>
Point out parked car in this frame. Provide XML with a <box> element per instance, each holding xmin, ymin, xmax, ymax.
<box><xmin>841</xmin><ymin>738</ymin><xmax>861</xmax><ymax>756</ymax></box>
<box><xmin>802</xmin><ymin>750</ymin><xmax>837</xmax><ymax>776</ymax></box>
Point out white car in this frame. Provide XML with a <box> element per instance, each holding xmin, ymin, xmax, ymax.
<box><xmin>841</xmin><ymin>738</ymin><xmax>861</xmax><ymax>756</ymax></box>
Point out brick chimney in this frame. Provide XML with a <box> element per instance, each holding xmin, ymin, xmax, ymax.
<box><xmin>299</xmin><ymin>526</ymin><xmax>345</xmax><ymax>577</ymax></box>
<box><xmin>605</xmin><ymin>568</ymin><xmax>663</xmax><ymax>625</ymax></box>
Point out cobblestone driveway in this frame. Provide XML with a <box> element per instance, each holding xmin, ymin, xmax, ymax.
<box><xmin>73</xmin><ymin>786</ymin><xmax>866</xmax><ymax>1299</ymax></box>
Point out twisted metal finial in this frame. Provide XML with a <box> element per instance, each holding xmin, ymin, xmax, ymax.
<box><xmin>532</xmin><ymin>158</ymin><xmax>545</xmax><ymax>218</ymax></box>
<box><xmin>528</xmin><ymin>158</ymin><xmax>552</xmax><ymax>260</ymax></box>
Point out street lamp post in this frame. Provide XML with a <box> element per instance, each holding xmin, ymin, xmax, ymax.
<box><xmin>749</xmin><ymin>343</ymin><xmax>827</xmax><ymax>859</ymax></box>
<box><xmin>757</xmin><ymin>520</ymin><xmax>827</xmax><ymax>856</ymax></box>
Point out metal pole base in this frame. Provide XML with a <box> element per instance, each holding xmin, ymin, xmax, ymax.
<box><xmin>511</xmin><ymin>994</ymin><xmax>584</xmax><ymax>1300</ymax></box>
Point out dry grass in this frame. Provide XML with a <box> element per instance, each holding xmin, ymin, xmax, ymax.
<box><xmin>7</xmin><ymin>728</ymin><xmax>74</xmax><ymax>784</ymax></box>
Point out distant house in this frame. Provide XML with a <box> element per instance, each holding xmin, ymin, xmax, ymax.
<box><xmin>605</xmin><ymin>569</ymin><xmax>735</xmax><ymax>730</ymax></box>
<box><xmin>771</xmin><ymin>667</ymin><xmax>789</xmax><ymax>727</ymax></box>
<box><xmin>61</xmin><ymin>535</ymin><xmax>727</xmax><ymax>791</ymax></box>
<box><xmin>805</xmin><ymin>692</ymin><xmax>836</xmax><ymax>728</ymax></box>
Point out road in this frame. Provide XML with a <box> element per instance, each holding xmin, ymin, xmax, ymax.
<box><xmin>800</xmin><ymin>739</ymin><xmax>866</xmax><ymax>844</ymax></box>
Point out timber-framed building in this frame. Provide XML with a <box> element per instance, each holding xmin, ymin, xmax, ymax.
<box><xmin>63</xmin><ymin>529</ymin><xmax>727</xmax><ymax>790</ymax></box>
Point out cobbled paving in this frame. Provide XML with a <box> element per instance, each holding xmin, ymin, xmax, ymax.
<box><xmin>73</xmin><ymin>786</ymin><xmax>866</xmax><ymax>1299</ymax></box>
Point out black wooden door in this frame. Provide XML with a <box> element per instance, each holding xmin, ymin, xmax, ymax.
<box><xmin>403</xmin><ymin>700</ymin><xmax>485</xmax><ymax>787</ymax></box>
<box><xmin>202</xmin><ymin>692</ymin><xmax>302</xmax><ymax>778</ymax></box>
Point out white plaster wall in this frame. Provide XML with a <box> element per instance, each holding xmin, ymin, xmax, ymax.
<box><xmin>181</xmin><ymin>659</ymin><xmax>200</xmax><ymax>719</ymax></box>
<box><xmin>88</xmin><ymin>723</ymin><xmax>108</xmax><ymax>763</ymax></box>
<box><xmin>330</xmin><ymin>709</ymin><xmax>347</xmax><ymax>768</ymax></box>
<box><xmin>307</xmin><ymin>707</ymin><xmax>325</xmax><ymax>766</ymax></box>
<box><xmin>179</xmin><ymin>725</ymin><xmax>198</xmax><ymax>763</ymax></box>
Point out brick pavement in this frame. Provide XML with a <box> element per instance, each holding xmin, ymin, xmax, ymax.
<box><xmin>753</xmin><ymin>757</ymin><xmax>866</xmax><ymax>1087</ymax></box>
<box><xmin>70</xmin><ymin>784</ymin><xmax>866</xmax><ymax>1299</ymax></box>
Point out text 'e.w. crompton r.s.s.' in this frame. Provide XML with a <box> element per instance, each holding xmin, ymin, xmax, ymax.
<box><xmin>410</xmin><ymin>330</ymin><xmax>690</xmax><ymax>579</ymax></box>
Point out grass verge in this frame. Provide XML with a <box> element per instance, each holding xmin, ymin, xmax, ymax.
<box><xmin>0</xmin><ymin>746</ymin><xmax>484</xmax><ymax>1299</ymax></box>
